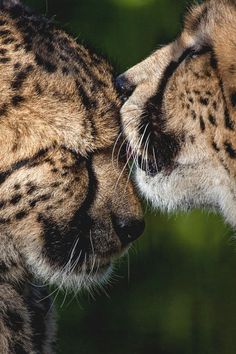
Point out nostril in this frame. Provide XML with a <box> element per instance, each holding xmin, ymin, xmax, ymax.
<box><xmin>112</xmin><ymin>214</ymin><xmax>145</xmax><ymax>246</ymax></box>
<box><xmin>116</xmin><ymin>75</ymin><xmax>135</xmax><ymax>102</ymax></box>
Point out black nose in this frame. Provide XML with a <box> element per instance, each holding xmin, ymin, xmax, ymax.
<box><xmin>116</xmin><ymin>75</ymin><xmax>135</xmax><ymax>102</ymax></box>
<box><xmin>112</xmin><ymin>214</ymin><xmax>145</xmax><ymax>246</ymax></box>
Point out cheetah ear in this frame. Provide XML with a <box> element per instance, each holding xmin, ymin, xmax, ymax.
<box><xmin>0</xmin><ymin>0</ymin><xmax>21</xmax><ymax>9</ymax></box>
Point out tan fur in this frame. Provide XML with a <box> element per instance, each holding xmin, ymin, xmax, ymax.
<box><xmin>0</xmin><ymin>1</ymin><xmax>144</xmax><ymax>353</ymax></box>
<box><xmin>119</xmin><ymin>0</ymin><xmax>236</xmax><ymax>226</ymax></box>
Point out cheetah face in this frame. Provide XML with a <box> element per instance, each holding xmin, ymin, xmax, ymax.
<box><xmin>118</xmin><ymin>0</ymin><xmax>236</xmax><ymax>225</ymax></box>
<box><xmin>0</xmin><ymin>1</ymin><xmax>144</xmax><ymax>290</ymax></box>
<box><xmin>10</xmin><ymin>147</ymin><xmax>144</xmax><ymax>291</ymax></box>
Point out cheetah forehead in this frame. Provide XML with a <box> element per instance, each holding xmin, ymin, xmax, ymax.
<box><xmin>0</xmin><ymin>1</ymin><xmax>121</xmax><ymax>168</ymax></box>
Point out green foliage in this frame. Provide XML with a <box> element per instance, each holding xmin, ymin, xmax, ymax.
<box><xmin>25</xmin><ymin>1</ymin><xmax>236</xmax><ymax>353</ymax></box>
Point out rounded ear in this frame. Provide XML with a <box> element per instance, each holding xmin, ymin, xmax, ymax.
<box><xmin>0</xmin><ymin>0</ymin><xmax>21</xmax><ymax>9</ymax></box>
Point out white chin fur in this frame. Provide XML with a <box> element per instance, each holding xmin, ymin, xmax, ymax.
<box><xmin>135</xmin><ymin>164</ymin><xmax>236</xmax><ymax>228</ymax></box>
<box><xmin>27</xmin><ymin>254</ymin><xmax>113</xmax><ymax>292</ymax></box>
<box><xmin>135</xmin><ymin>164</ymin><xmax>217</xmax><ymax>213</ymax></box>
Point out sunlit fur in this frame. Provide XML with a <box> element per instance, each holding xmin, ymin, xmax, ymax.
<box><xmin>0</xmin><ymin>1</ymin><xmax>143</xmax><ymax>353</ymax></box>
<box><xmin>120</xmin><ymin>0</ymin><xmax>236</xmax><ymax>227</ymax></box>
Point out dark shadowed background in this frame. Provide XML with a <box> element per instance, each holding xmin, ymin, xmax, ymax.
<box><xmin>24</xmin><ymin>1</ymin><xmax>236</xmax><ymax>353</ymax></box>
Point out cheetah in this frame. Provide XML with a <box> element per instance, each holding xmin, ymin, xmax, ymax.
<box><xmin>0</xmin><ymin>0</ymin><xmax>144</xmax><ymax>353</ymax></box>
<box><xmin>117</xmin><ymin>0</ymin><xmax>236</xmax><ymax>228</ymax></box>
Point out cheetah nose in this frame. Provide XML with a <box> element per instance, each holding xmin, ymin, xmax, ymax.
<box><xmin>112</xmin><ymin>214</ymin><xmax>145</xmax><ymax>246</ymax></box>
<box><xmin>116</xmin><ymin>75</ymin><xmax>135</xmax><ymax>102</ymax></box>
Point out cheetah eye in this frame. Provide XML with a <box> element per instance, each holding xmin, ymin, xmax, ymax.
<box><xmin>187</xmin><ymin>46</ymin><xmax>212</xmax><ymax>60</ymax></box>
<box><xmin>189</xmin><ymin>52</ymin><xmax>198</xmax><ymax>59</ymax></box>
<box><xmin>188</xmin><ymin>50</ymin><xmax>199</xmax><ymax>59</ymax></box>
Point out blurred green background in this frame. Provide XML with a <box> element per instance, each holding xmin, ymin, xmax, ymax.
<box><xmin>25</xmin><ymin>0</ymin><xmax>236</xmax><ymax>353</ymax></box>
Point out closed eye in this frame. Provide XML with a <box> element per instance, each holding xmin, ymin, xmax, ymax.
<box><xmin>187</xmin><ymin>45</ymin><xmax>212</xmax><ymax>59</ymax></box>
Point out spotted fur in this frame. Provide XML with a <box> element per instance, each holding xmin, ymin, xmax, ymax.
<box><xmin>118</xmin><ymin>0</ymin><xmax>236</xmax><ymax>226</ymax></box>
<box><xmin>0</xmin><ymin>1</ymin><xmax>144</xmax><ymax>353</ymax></box>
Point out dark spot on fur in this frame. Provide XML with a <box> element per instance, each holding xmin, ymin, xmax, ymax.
<box><xmin>213</xmin><ymin>101</ymin><xmax>217</xmax><ymax>111</ymax></box>
<box><xmin>14</xmin><ymin>62</ymin><xmax>21</xmax><ymax>70</ymax></box>
<box><xmin>11</xmin><ymin>64</ymin><xmax>33</xmax><ymax>90</ymax></box>
<box><xmin>12</xmin><ymin>95</ymin><xmax>25</xmax><ymax>106</ymax></box>
<box><xmin>0</xmin><ymin>103</ymin><xmax>8</xmax><ymax>116</ymax></box>
<box><xmin>191</xmin><ymin>110</ymin><xmax>197</xmax><ymax>120</ymax></box>
<box><xmin>2</xmin><ymin>36</ymin><xmax>15</xmax><ymax>45</ymax></box>
<box><xmin>199</xmin><ymin>97</ymin><xmax>209</xmax><ymax>106</ymax></box>
<box><xmin>0</xmin><ymin>20</ymin><xmax>6</xmax><ymax>26</ymax></box>
<box><xmin>62</xmin><ymin>66</ymin><xmax>69</xmax><ymax>75</ymax></box>
<box><xmin>35</xmin><ymin>83</ymin><xmax>42</xmax><ymax>95</ymax></box>
<box><xmin>0</xmin><ymin>48</ymin><xmax>7</xmax><ymax>55</ymax></box>
<box><xmin>190</xmin><ymin>135</ymin><xmax>195</xmax><ymax>144</ymax></box>
<box><xmin>15</xmin><ymin>210</ymin><xmax>28</xmax><ymax>220</ymax></box>
<box><xmin>230</xmin><ymin>92</ymin><xmax>236</xmax><ymax>107</ymax></box>
<box><xmin>212</xmin><ymin>142</ymin><xmax>220</xmax><ymax>152</ymax></box>
<box><xmin>218</xmin><ymin>79</ymin><xmax>235</xmax><ymax>130</ymax></box>
<box><xmin>14</xmin><ymin>43</ymin><xmax>21</xmax><ymax>51</ymax></box>
<box><xmin>188</xmin><ymin>97</ymin><xmax>193</xmax><ymax>104</ymax></box>
<box><xmin>26</xmin><ymin>183</ymin><xmax>37</xmax><ymax>195</ymax></box>
<box><xmin>193</xmin><ymin>90</ymin><xmax>200</xmax><ymax>95</ymax></box>
<box><xmin>51</xmin><ymin>182</ymin><xmax>61</xmax><ymax>188</ymax></box>
<box><xmin>45</xmin><ymin>158</ymin><xmax>55</xmax><ymax>166</ymax></box>
<box><xmin>76</xmin><ymin>80</ymin><xmax>95</xmax><ymax>108</ymax></box>
<box><xmin>224</xmin><ymin>141</ymin><xmax>236</xmax><ymax>159</ymax></box>
<box><xmin>40</xmin><ymin>194</ymin><xmax>51</xmax><ymax>202</ymax></box>
<box><xmin>0</xmin><ymin>261</ymin><xmax>8</xmax><ymax>272</ymax></box>
<box><xmin>208</xmin><ymin>114</ymin><xmax>217</xmax><ymax>126</ymax></box>
<box><xmin>0</xmin><ymin>200</ymin><xmax>6</xmax><ymax>209</ymax></box>
<box><xmin>51</xmin><ymin>168</ymin><xmax>58</xmax><ymax>173</ymax></box>
<box><xmin>14</xmin><ymin>183</ymin><xmax>21</xmax><ymax>190</ymax></box>
<box><xmin>29</xmin><ymin>194</ymin><xmax>51</xmax><ymax>208</ymax></box>
<box><xmin>0</xmin><ymin>217</ymin><xmax>9</xmax><ymax>224</ymax></box>
<box><xmin>0</xmin><ymin>57</ymin><xmax>10</xmax><ymax>63</ymax></box>
<box><xmin>224</xmin><ymin>107</ymin><xmax>235</xmax><ymax>130</ymax></box>
<box><xmin>199</xmin><ymin>115</ymin><xmax>205</xmax><ymax>131</ymax></box>
<box><xmin>61</xmin><ymin>171</ymin><xmax>68</xmax><ymax>176</ymax></box>
<box><xmin>229</xmin><ymin>64</ymin><xmax>236</xmax><ymax>74</ymax></box>
<box><xmin>10</xmin><ymin>194</ymin><xmax>22</xmax><ymax>205</ymax></box>
<box><xmin>0</xmin><ymin>29</ymin><xmax>11</xmax><ymax>37</ymax></box>
<box><xmin>35</xmin><ymin>53</ymin><xmax>57</xmax><ymax>73</ymax></box>
<box><xmin>210</xmin><ymin>53</ymin><xmax>217</xmax><ymax>69</ymax></box>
